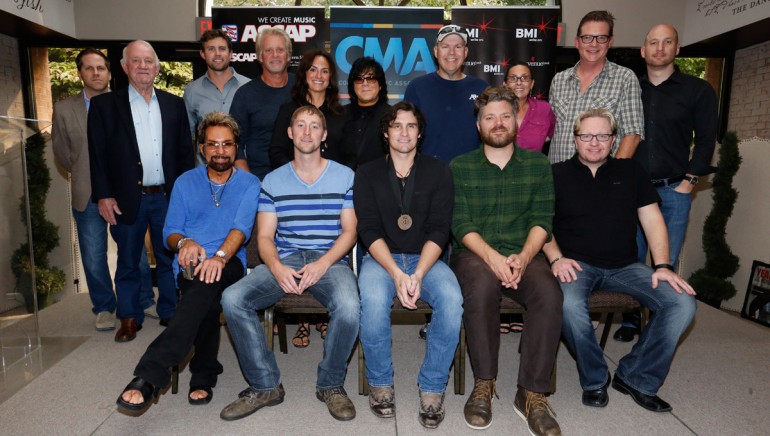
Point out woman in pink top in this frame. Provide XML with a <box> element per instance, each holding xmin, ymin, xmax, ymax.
<box><xmin>504</xmin><ymin>62</ymin><xmax>556</xmax><ymax>153</ymax></box>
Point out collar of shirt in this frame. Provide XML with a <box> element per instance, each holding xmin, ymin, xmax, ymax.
<box><xmin>128</xmin><ymin>84</ymin><xmax>157</xmax><ymax>104</ymax></box>
<box><xmin>475</xmin><ymin>144</ymin><xmax>525</xmax><ymax>169</ymax></box>
<box><xmin>568</xmin><ymin>153</ymin><xmax>615</xmax><ymax>175</ymax></box>
<box><xmin>640</xmin><ymin>70</ymin><xmax>684</xmax><ymax>87</ymax></box>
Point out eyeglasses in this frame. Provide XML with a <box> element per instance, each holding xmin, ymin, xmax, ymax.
<box><xmin>575</xmin><ymin>134</ymin><xmax>613</xmax><ymax>142</ymax></box>
<box><xmin>353</xmin><ymin>75</ymin><xmax>376</xmax><ymax>85</ymax></box>
<box><xmin>204</xmin><ymin>141</ymin><xmax>237</xmax><ymax>149</ymax></box>
<box><xmin>506</xmin><ymin>75</ymin><xmax>531</xmax><ymax>83</ymax></box>
<box><xmin>578</xmin><ymin>34</ymin><xmax>611</xmax><ymax>44</ymax></box>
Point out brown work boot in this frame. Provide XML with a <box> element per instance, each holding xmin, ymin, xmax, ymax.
<box><xmin>220</xmin><ymin>385</ymin><xmax>285</xmax><ymax>421</ymax></box>
<box><xmin>464</xmin><ymin>378</ymin><xmax>497</xmax><ymax>429</ymax></box>
<box><xmin>368</xmin><ymin>385</ymin><xmax>395</xmax><ymax>418</ymax></box>
<box><xmin>513</xmin><ymin>387</ymin><xmax>562</xmax><ymax>436</ymax></box>
<box><xmin>316</xmin><ymin>386</ymin><xmax>356</xmax><ymax>421</ymax></box>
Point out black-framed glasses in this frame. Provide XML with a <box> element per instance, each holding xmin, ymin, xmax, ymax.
<box><xmin>204</xmin><ymin>141</ymin><xmax>237</xmax><ymax>149</ymax></box>
<box><xmin>506</xmin><ymin>75</ymin><xmax>531</xmax><ymax>83</ymax></box>
<box><xmin>353</xmin><ymin>75</ymin><xmax>376</xmax><ymax>85</ymax></box>
<box><xmin>575</xmin><ymin>133</ymin><xmax>613</xmax><ymax>142</ymax></box>
<box><xmin>578</xmin><ymin>34</ymin><xmax>611</xmax><ymax>44</ymax></box>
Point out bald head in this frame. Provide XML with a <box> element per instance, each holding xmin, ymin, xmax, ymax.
<box><xmin>645</xmin><ymin>24</ymin><xmax>678</xmax><ymax>45</ymax></box>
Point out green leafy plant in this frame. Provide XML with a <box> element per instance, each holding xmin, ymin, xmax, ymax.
<box><xmin>688</xmin><ymin>131</ymin><xmax>742</xmax><ymax>305</ymax></box>
<box><xmin>11</xmin><ymin>132</ymin><xmax>66</xmax><ymax>312</ymax></box>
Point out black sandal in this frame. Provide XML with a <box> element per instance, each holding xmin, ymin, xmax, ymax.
<box><xmin>315</xmin><ymin>322</ymin><xmax>328</xmax><ymax>340</ymax></box>
<box><xmin>293</xmin><ymin>323</ymin><xmax>311</xmax><ymax>348</ymax></box>
<box><xmin>188</xmin><ymin>386</ymin><xmax>213</xmax><ymax>405</ymax></box>
<box><xmin>116</xmin><ymin>377</ymin><xmax>160</xmax><ymax>413</ymax></box>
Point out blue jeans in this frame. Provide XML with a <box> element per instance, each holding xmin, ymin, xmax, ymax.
<box><xmin>359</xmin><ymin>254</ymin><xmax>463</xmax><ymax>393</ymax></box>
<box><xmin>560</xmin><ymin>261</ymin><xmax>696</xmax><ymax>395</ymax></box>
<box><xmin>109</xmin><ymin>192</ymin><xmax>176</xmax><ymax>324</ymax></box>
<box><xmin>73</xmin><ymin>201</ymin><xmax>155</xmax><ymax>314</ymax></box>
<box><xmin>222</xmin><ymin>251</ymin><xmax>360</xmax><ymax>391</ymax></box>
<box><xmin>637</xmin><ymin>182</ymin><xmax>692</xmax><ymax>269</ymax></box>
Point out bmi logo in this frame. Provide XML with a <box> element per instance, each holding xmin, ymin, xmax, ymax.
<box><xmin>516</xmin><ymin>28</ymin><xmax>538</xmax><ymax>39</ymax></box>
<box><xmin>222</xmin><ymin>25</ymin><xmax>238</xmax><ymax>42</ymax></box>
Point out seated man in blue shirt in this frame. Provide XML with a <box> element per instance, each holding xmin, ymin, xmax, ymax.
<box><xmin>220</xmin><ymin>106</ymin><xmax>360</xmax><ymax>422</ymax></box>
<box><xmin>116</xmin><ymin>111</ymin><xmax>260</xmax><ymax>414</ymax></box>
<box><xmin>543</xmin><ymin>108</ymin><xmax>696</xmax><ymax>413</ymax></box>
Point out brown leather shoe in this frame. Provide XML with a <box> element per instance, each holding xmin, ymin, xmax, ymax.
<box><xmin>316</xmin><ymin>386</ymin><xmax>356</xmax><ymax>421</ymax></box>
<box><xmin>115</xmin><ymin>318</ymin><xmax>142</xmax><ymax>342</ymax></box>
<box><xmin>464</xmin><ymin>378</ymin><xmax>496</xmax><ymax>429</ymax></box>
<box><xmin>513</xmin><ymin>387</ymin><xmax>562</xmax><ymax>436</ymax></box>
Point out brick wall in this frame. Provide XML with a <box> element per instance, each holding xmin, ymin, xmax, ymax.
<box><xmin>0</xmin><ymin>33</ymin><xmax>23</xmax><ymax>119</ymax></box>
<box><xmin>728</xmin><ymin>40</ymin><xmax>770</xmax><ymax>139</ymax></box>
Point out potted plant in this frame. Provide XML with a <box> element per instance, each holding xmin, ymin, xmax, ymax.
<box><xmin>688</xmin><ymin>131</ymin><xmax>742</xmax><ymax>308</ymax></box>
<box><xmin>11</xmin><ymin>132</ymin><xmax>66</xmax><ymax>312</ymax></box>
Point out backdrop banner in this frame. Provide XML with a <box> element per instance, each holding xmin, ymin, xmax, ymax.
<box><xmin>212</xmin><ymin>7</ymin><xmax>327</xmax><ymax>78</ymax></box>
<box><xmin>452</xmin><ymin>6</ymin><xmax>560</xmax><ymax>99</ymax></box>
<box><xmin>330</xmin><ymin>6</ymin><xmax>444</xmax><ymax>102</ymax></box>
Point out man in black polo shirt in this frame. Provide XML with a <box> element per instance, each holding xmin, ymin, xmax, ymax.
<box><xmin>614</xmin><ymin>23</ymin><xmax>717</xmax><ymax>342</ymax></box>
<box><xmin>543</xmin><ymin>108</ymin><xmax>696</xmax><ymax>413</ymax></box>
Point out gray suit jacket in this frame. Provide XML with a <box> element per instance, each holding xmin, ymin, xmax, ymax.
<box><xmin>52</xmin><ymin>91</ymin><xmax>91</xmax><ymax>211</ymax></box>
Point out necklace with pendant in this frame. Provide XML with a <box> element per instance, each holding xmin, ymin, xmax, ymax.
<box><xmin>208</xmin><ymin>167</ymin><xmax>234</xmax><ymax>207</ymax></box>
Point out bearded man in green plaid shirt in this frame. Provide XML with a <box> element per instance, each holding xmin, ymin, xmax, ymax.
<box><xmin>450</xmin><ymin>86</ymin><xmax>563</xmax><ymax>436</ymax></box>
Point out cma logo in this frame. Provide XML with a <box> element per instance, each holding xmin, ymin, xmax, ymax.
<box><xmin>335</xmin><ymin>36</ymin><xmax>436</xmax><ymax>75</ymax></box>
<box><xmin>516</xmin><ymin>28</ymin><xmax>538</xmax><ymax>39</ymax></box>
<box><xmin>236</xmin><ymin>24</ymin><xmax>316</xmax><ymax>43</ymax></box>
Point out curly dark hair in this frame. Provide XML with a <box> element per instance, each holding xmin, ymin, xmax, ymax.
<box><xmin>291</xmin><ymin>49</ymin><xmax>343</xmax><ymax>115</ymax></box>
<box><xmin>379</xmin><ymin>101</ymin><xmax>426</xmax><ymax>153</ymax></box>
<box><xmin>347</xmin><ymin>57</ymin><xmax>388</xmax><ymax>106</ymax></box>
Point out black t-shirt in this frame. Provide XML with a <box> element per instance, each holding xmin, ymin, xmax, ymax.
<box><xmin>551</xmin><ymin>156</ymin><xmax>660</xmax><ymax>268</ymax></box>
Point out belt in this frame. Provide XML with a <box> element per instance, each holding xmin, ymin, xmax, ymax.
<box><xmin>140</xmin><ymin>184</ymin><xmax>165</xmax><ymax>194</ymax></box>
<box><xmin>650</xmin><ymin>174</ymin><xmax>684</xmax><ymax>187</ymax></box>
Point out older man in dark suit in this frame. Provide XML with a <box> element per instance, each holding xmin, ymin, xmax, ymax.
<box><xmin>88</xmin><ymin>40</ymin><xmax>194</xmax><ymax>342</ymax></box>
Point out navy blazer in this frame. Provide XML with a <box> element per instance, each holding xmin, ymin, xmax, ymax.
<box><xmin>88</xmin><ymin>87</ymin><xmax>194</xmax><ymax>225</ymax></box>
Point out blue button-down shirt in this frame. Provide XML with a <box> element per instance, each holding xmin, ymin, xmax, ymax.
<box><xmin>128</xmin><ymin>85</ymin><xmax>164</xmax><ymax>186</ymax></box>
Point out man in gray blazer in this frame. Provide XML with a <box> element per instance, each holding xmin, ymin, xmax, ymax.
<box><xmin>52</xmin><ymin>48</ymin><xmax>154</xmax><ymax>332</ymax></box>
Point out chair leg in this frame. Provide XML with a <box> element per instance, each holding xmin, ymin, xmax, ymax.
<box><xmin>278</xmin><ymin>317</ymin><xmax>288</xmax><ymax>354</ymax></box>
<box><xmin>265</xmin><ymin>308</ymin><xmax>275</xmax><ymax>351</ymax></box>
<box><xmin>549</xmin><ymin>349</ymin><xmax>558</xmax><ymax>394</ymax></box>
<box><xmin>171</xmin><ymin>365</ymin><xmax>179</xmax><ymax>394</ymax></box>
<box><xmin>454</xmin><ymin>323</ymin><xmax>466</xmax><ymax>395</ymax></box>
<box><xmin>358</xmin><ymin>340</ymin><xmax>368</xmax><ymax>396</ymax></box>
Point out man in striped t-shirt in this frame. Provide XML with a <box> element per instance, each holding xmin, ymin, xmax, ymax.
<box><xmin>221</xmin><ymin>106</ymin><xmax>360</xmax><ymax>423</ymax></box>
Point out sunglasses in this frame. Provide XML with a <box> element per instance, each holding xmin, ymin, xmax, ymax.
<box><xmin>353</xmin><ymin>75</ymin><xmax>377</xmax><ymax>85</ymax></box>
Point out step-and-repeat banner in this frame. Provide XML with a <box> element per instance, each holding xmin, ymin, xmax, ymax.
<box><xmin>209</xmin><ymin>6</ymin><xmax>559</xmax><ymax>100</ymax></box>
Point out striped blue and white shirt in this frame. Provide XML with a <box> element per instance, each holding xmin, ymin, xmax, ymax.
<box><xmin>259</xmin><ymin>160</ymin><xmax>354</xmax><ymax>259</ymax></box>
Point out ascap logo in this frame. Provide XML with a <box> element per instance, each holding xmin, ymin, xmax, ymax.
<box><xmin>238</xmin><ymin>24</ymin><xmax>317</xmax><ymax>43</ymax></box>
<box><xmin>231</xmin><ymin>53</ymin><xmax>258</xmax><ymax>62</ymax></box>
<box><xmin>469</xmin><ymin>94</ymin><xmax>479</xmax><ymax>100</ymax></box>
<box><xmin>335</xmin><ymin>36</ymin><xmax>435</xmax><ymax>75</ymax></box>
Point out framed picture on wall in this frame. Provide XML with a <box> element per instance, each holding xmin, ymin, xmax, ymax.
<box><xmin>741</xmin><ymin>260</ymin><xmax>770</xmax><ymax>328</ymax></box>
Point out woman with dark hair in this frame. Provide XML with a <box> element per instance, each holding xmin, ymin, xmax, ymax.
<box><xmin>504</xmin><ymin>61</ymin><xmax>556</xmax><ymax>153</ymax></box>
<box><xmin>269</xmin><ymin>49</ymin><xmax>352</xmax><ymax>169</ymax></box>
<box><xmin>343</xmin><ymin>57</ymin><xmax>391</xmax><ymax>167</ymax></box>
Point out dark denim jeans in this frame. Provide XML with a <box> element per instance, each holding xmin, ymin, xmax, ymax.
<box><xmin>560</xmin><ymin>261</ymin><xmax>696</xmax><ymax>395</ymax></box>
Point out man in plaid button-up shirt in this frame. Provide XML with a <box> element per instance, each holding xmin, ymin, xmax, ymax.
<box><xmin>548</xmin><ymin>10</ymin><xmax>643</xmax><ymax>164</ymax></box>
<box><xmin>450</xmin><ymin>86</ymin><xmax>563</xmax><ymax>436</ymax></box>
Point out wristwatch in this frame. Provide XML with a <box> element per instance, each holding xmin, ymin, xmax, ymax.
<box><xmin>176</xmin><ymin>237</ymin><xmax>191</xmax><ymax>251</ymax></box>
<box><xmin>214</xmin><ymin>250</ymin><xmax>227</xmax><ymax>263</ymax></box>
<box><xmin>683</xmin><ymin>175</ymin><xmax>699</xmax><ymax>185</ymax></box>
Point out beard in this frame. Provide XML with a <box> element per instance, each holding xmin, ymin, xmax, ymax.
<box><xmin>480</xmin><ymin>127</ymin><xmax>516</xmax><ymax>149</ymax></box>
<box><xmin>207</xmin><ymin>156</ymin><xmax>234</xmax><ymax>173</ymax></box>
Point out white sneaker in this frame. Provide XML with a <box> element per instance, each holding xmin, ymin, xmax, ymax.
<box><xmin>95</xmin><ymin>311</ymin><xmax>116</xmax><ymax>331</ymax></box>
<box><xmin>144</xmin><ymin>304</ymin><xmax>159</xmax><ymax>319</ymax></box>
